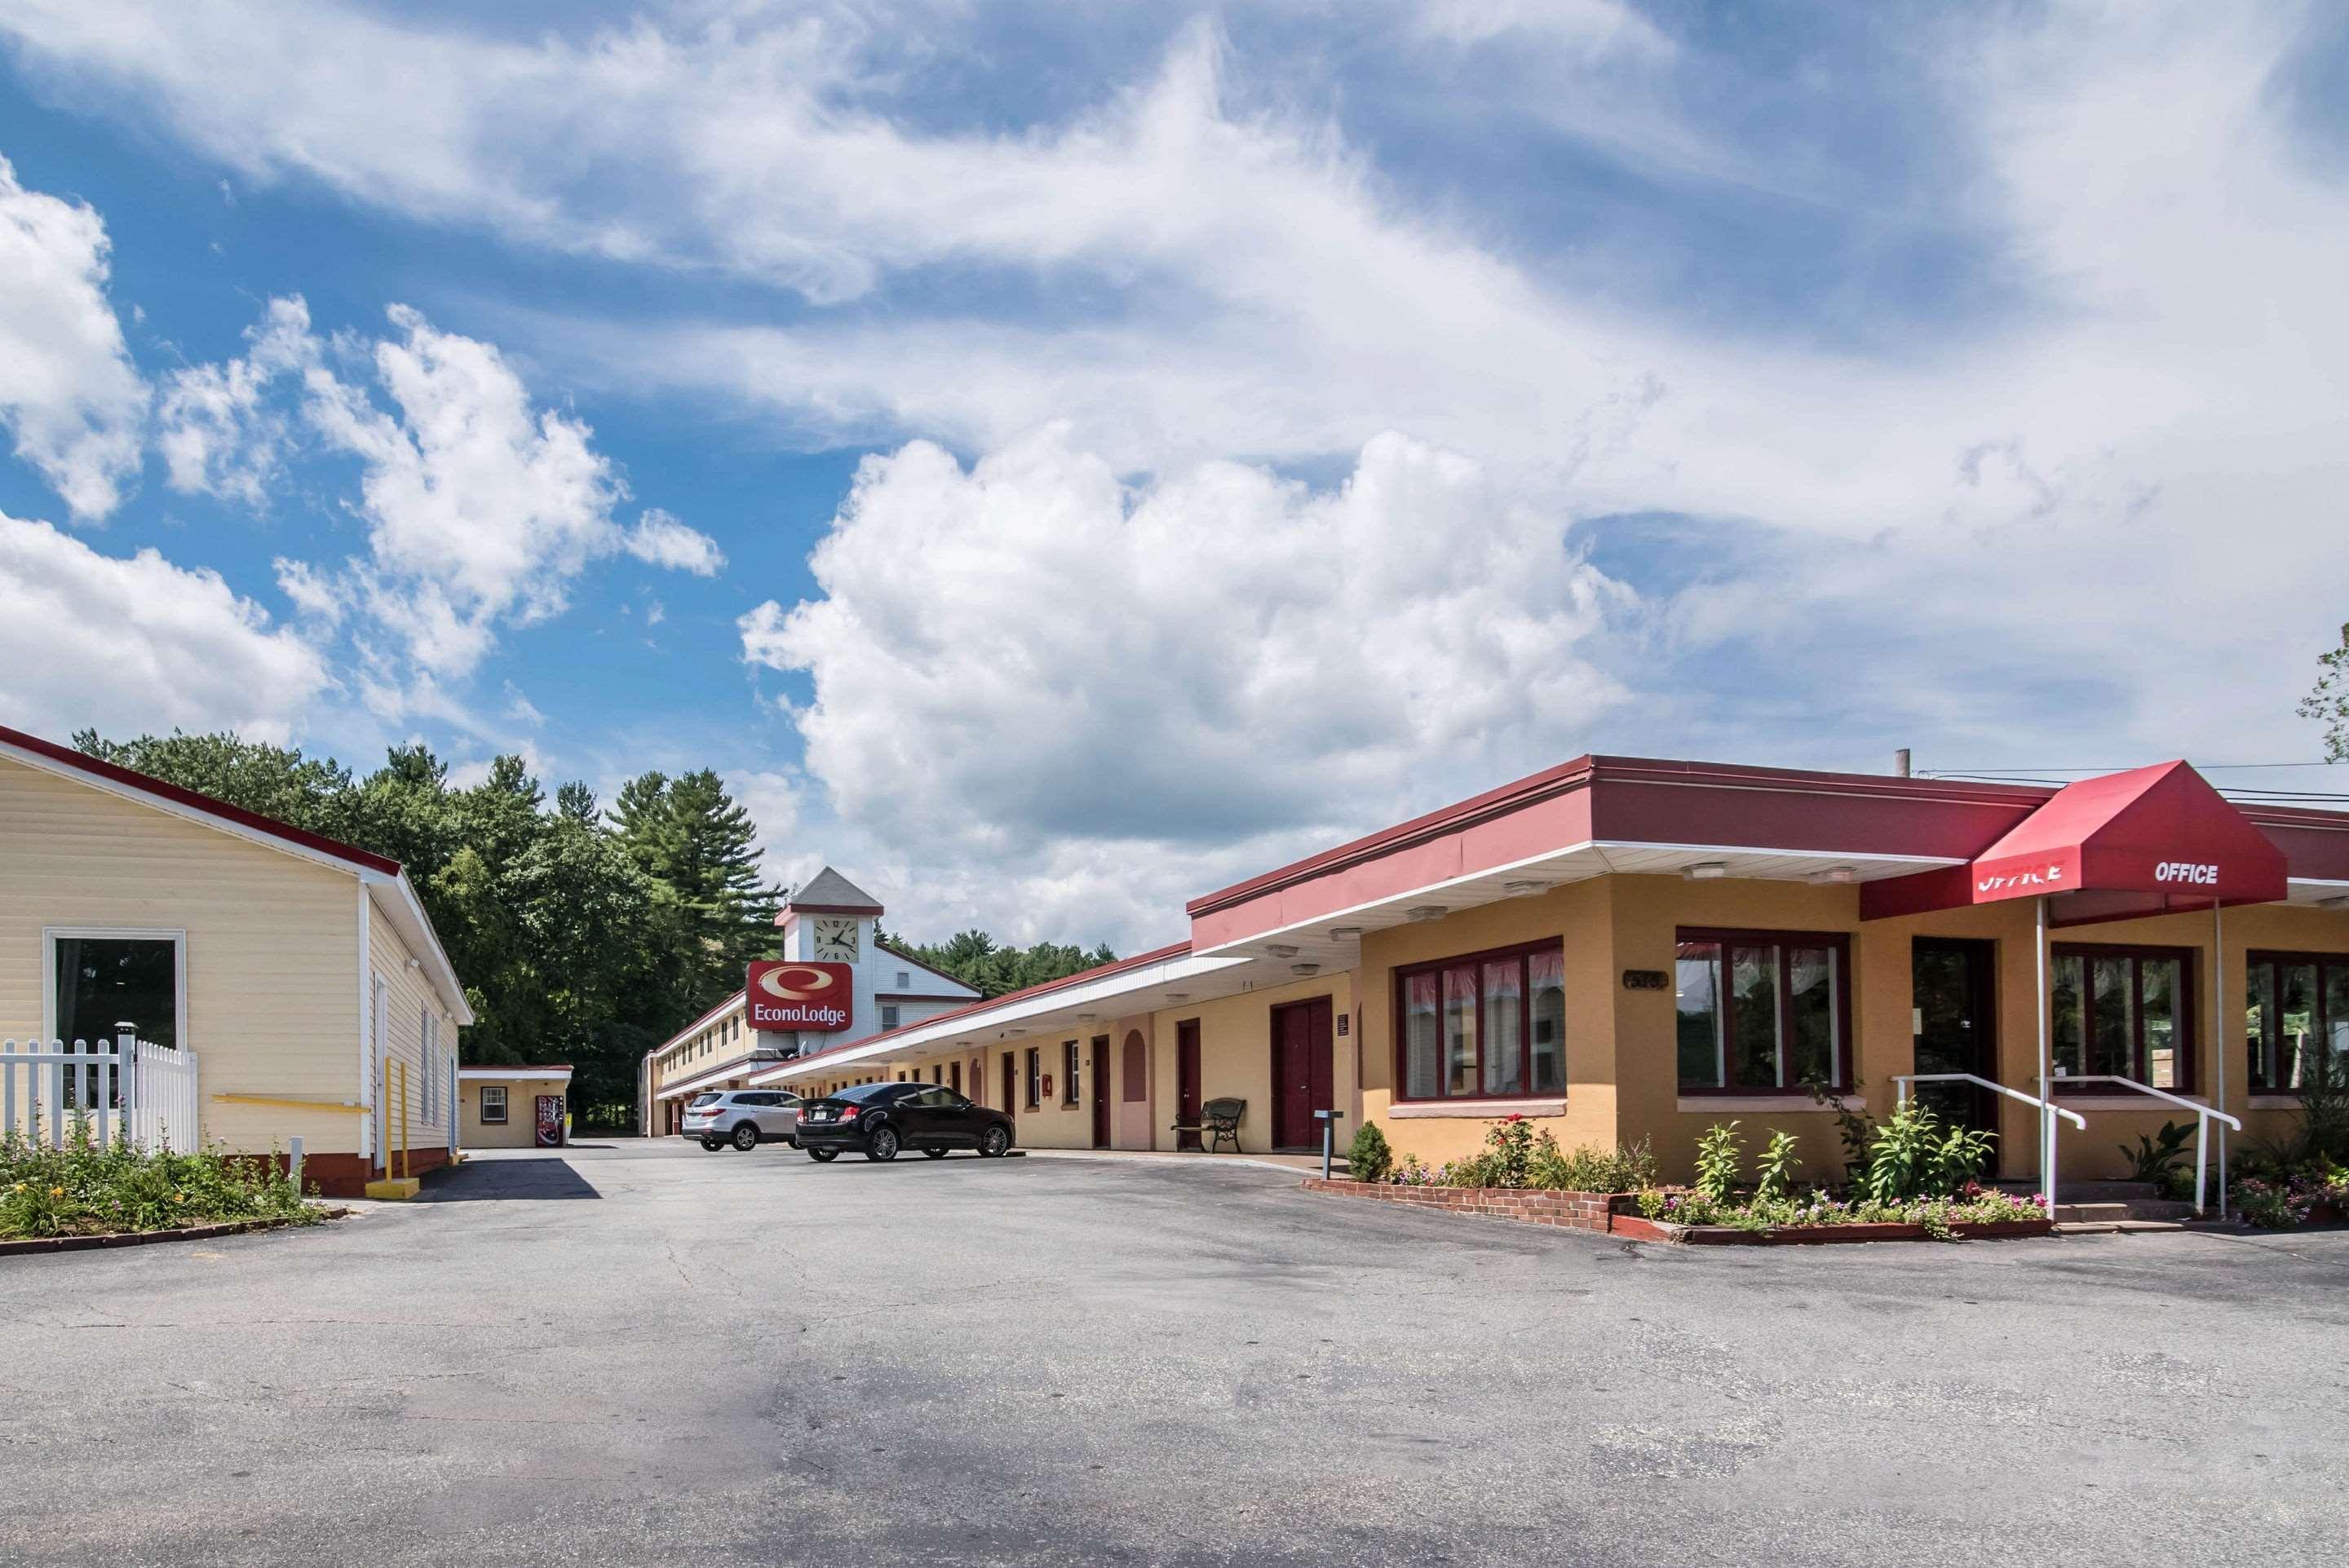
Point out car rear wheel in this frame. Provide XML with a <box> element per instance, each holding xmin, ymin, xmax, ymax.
<box><xmin>731</xmin><ymin>1124</ymin><xmax>759</xmax><ymax>1151</ymax></box>
<box><xmin>807</xmin><ymin>1146</ymin><xmax>839</xmax><ymax>1162</ymax></box>
<box><xmin>980</xmin><ymin>1124</ymin><xmax>1011</xmax><ymax>1158</ymax></box>
<box><xmin>865</xmin><ymin>1125</ymin><xmax>900</xmax><ymax>1162</ymax></box>
<box><xmin>922</xmin><ymin>1145</ymin><xmax>948</xmax><ymax>1159</ymax></box>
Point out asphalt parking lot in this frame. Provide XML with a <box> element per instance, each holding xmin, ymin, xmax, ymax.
<box><xmin>5</xmin><ymin>1141</ymin><xmax>2347</xmax><ymax>1567</ymax></box>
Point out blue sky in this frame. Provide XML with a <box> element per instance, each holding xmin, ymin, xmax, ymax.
<box><xmin>3</xmin><ymin>2</ymin><xmax>2347</xmax><ymax>949</ymax></box>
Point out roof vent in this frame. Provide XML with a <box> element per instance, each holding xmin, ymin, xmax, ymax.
<box><xmin>1683</xmin><ymin>861</ymin><xmax>1730</xmax><ymax>881</ymax></box>
<box><xmin>1502</xmin><ymin>880</ymin><xmax>1551</xmax><ymax>898</ymax></box>
<box><xmin>1807</xmin><ymin>866</ymin><xmax>1857</xmax><ymax>886</ymax></box>
<box><xmin>1327</xmin><ymin>925</ymin><xmax>1363</xmax><ymax>940</ymax></box>
<box><xmin>1291</xmin><ymin>962</ymin><xmax>1320</xmax><ymax>978</ymax></box>
<box><xmin>1264</xmin><ymin>943</ymin><xmax>1300</xmax><ymax>958</ymax></box>
<box><xmin>1405</xmin><ymin>904</ymin><xmax>1448</xmax><ymax>922</ymax></box>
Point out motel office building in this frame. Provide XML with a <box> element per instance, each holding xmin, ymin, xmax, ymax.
<box><xmin>742</xmin><ymin>756</ymin><xmax>2349</xmax><ymax>1190</ymax></box>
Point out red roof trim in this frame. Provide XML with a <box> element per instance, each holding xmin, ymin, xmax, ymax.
<box><xmin>0</xmin><ymin>722</ymin><xmax>404</xmax><ymax>877</ymax></box>
<box><xmin>1184</xmin><ymin>754</ymin><xmax>2060</xmax><ymax>917</ymax></box>
<box><xmin>776</xmin><ymin>940</ymin><xmax>1192</xmax><ymax>1070</ymax></box>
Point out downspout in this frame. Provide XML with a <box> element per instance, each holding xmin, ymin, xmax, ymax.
<box><xmin>2037</xmin><ymin>894</ymin><xmax>2055</xmax><ymax>1210</ymax></box>
<box><xmin>2214</xmin><ymin>903</ymin><xmax>2227</xmax><ymax>1221</ymax></box>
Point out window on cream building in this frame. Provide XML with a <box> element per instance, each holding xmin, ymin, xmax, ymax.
<box><xmin>2245</xmin><ymin>952</ymin><xmax>2349</xmax><ymax>1091</ymax></box>
<box><xmin>1675</xmin><ymin>930</ymin><xmax>1849</xmax><ymax>1093</ymax></box>
<box><xmin>2051</xmin><ymin>944</ymin><xmax>2192</xmax><ymax>1089</ymax></box>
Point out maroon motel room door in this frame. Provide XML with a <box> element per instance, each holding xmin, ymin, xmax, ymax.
<box><xmin>1271</xmin><ymin>997</ymin><xmax>1334</xmax><ymax>1151</ymax></box>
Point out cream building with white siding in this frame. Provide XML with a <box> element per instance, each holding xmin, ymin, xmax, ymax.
<box><xmin>642</xmin><ymin>868</ymin><xmax>980</xmax><ymax>1133</ymax></box>
<box><xmin>0</xmin><ymin>724</ymin><xmax>473</xmax><ymax>1195</ymax></box>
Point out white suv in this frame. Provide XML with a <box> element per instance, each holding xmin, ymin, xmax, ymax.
<box><xmin>682</xmin><ymin>1090</ymin><xmax>803</xmax><ymax>1152</ymax></box>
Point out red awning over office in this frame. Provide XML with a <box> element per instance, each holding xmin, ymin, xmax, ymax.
<box><xmin>1861</xmin><ymin>761</ymin><xmax>2289</xmax><ymax>924</ymax></box>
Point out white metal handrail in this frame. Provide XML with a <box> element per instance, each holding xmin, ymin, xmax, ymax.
<box><xmin>1895</xmin><ymin>1072</ymin><xmax>2086</xmax><ymax>1210</ymax></box>
<box><xmin>2045</xmin><ymin>1075</ymin><xmax>2242</xmax><ymax>1217</ymax></box>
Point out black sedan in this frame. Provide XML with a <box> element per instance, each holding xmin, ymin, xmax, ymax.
<box><xmin>794</xmin><ymin>1082</ymin><xmax>1015</xmax><ymax>1163</ymax></box>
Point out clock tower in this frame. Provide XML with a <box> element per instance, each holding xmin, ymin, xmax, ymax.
<box><xmin>768</xmin><ymin>868</ymin><xmax>883</xmax><ymax>1058</ymax></box>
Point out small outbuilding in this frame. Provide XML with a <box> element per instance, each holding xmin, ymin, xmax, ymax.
<box><xmin>458</xmin><ymin>1065</ymin><xmax>573</xmax><ymax>1148</ymax></box>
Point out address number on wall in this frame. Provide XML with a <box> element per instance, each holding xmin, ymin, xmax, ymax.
<box><xmin>1621</xmin><ymin>969</ymin><xmax>1670</xmax><ymax>991</ymax></box>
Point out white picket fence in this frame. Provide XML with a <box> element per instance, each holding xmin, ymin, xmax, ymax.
<box><xmin>0</xmin><ymin>1035</ymin><xmax>201</xmax><ymax>1151</ymax></box>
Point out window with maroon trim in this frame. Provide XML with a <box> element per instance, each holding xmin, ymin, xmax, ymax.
<box><xmin>2242</xmin><ymin>951</ymin><xmax>2349</xmax><ymax>1092</ymax></box>
<box><xmin>1674</xmin><ymin>930</ymin><xmax>1851</xmax><ymax>1093</ymax></box>
<box><xmin>1395</xmin><ymin>940</ymin><xmax>1566</xmax><ymax>1102</ymax></box>
<box><xmin>2049</xmin><ymin>943</ymin><xmax>2193</xmax><ymax>1090</ymax></box>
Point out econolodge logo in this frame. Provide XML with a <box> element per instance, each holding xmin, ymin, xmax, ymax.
<box><xmin>745</xmin><ymin>960</ymin><xmax>856</xmax><ymax>1031</ymax></box>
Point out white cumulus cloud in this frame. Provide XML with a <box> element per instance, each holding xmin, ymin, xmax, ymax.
<box><xmin>0</xmin><ymin>507</ymin><xmax>330</xmax><ymax>743</ymax></box>
<box><xmin>161</xmin><ymin>297</ymin><xmax>724</xmax><ymax>687</ymax></box>
<box><xmin>740</xmin><ymin>424</ymin><xmax>1628</xmax><ymax>934</ymax></box>
<box><xmin>0</xmin><ymin>152</ymin><xmax>147</xmax><ymax>521</ymax></box>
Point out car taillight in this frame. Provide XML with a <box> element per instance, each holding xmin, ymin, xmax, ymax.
<box><xmin>838</xmin><ymin>1106</ymin><xmax>859</xmax><ymax>1120</ymax></box>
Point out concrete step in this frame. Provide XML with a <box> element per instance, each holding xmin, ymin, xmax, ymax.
<box><xmin>2052</xmin><ymin>1198</ymin><xmax>2197</xmax><ymax>1224</ymax></box>
<box><xmin>2056</xmin><ymin>1219</ymin><xmax>2188</xmax><ymax>1235</ymax></box>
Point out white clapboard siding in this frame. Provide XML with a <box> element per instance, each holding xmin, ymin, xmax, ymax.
<box><xmin>0</xmin><ymin>753</ymin><xmax>357</xmax><ymax>1153</ymax></box>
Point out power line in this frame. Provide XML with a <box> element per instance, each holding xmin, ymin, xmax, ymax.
<box><xmin>1919</xmin><ymin>761</ymin><xmax>2342</xmax><ymax>776</ymax></box>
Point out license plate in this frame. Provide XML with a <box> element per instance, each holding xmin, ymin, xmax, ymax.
<box><xmin>808</xmin><ymin>1110</ymin><xmax>831</xmax><ymax>1122</ymax></box>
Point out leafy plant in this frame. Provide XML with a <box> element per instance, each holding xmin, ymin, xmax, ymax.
<box><xmin>1804</xmin><ymin>1078</ymin><xmax>1877</xmax><ymax>1182</ymax></box>
<box><xmin>1529</xmin><ymin>1135</ymin><xmax>1657</xmax><ymax>1194</ymax></box>
<box><xmin>1693</xmin><ymin>1122</ymin><xmax>1743</xmax><ymax>1203</ymax></box>
<box><xmin>1480</xmin><ymin>1114</ymin><xmax>1537</xmax><ymax>1189</ymax></box>
<box><xmin>0</xmin><ymin>1115</ymin><xmax>321</xmax><ymax>1240</ymax></box>
<box><xmin>1347</xmin><ymin>1121</ymin><xmax>1394</xmax><ymax>1184</ymax></box>
<box><xmin>1754</xmin><ymin>1131</ymin><xmax>1799</xmax><ymax>1203</ymax></box>
<box><xmin>2118</xmin><ymin>1120</ymin><xmax>2196</xmax><ymax>1184</ymax></box>
<box><xmin>2293</xmin><ymin>1050</ymin><xmax>2349</xmax><ymax>1167</ymax></box>
<box><xmin>1862</xmin><ymin>1101</ymin><xmax>1991</xmax><ymax>1204</ymax></box>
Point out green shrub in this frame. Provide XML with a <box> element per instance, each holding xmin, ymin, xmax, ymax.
<box><xmin>1804</xmin><ymin>1079</ymin><xmax>1877</xmax><ymax>1183</ymax></box>
<box><xmin>1693</xmin><ymin>1122</ymin><xmax>1742</xmax><ymax>1203</ymax></box>
<box><xmin>1480</xmin><ymin>1114</ymin><xmax>1537</xmax><ymax>1188</ymax></box>
<box><xmin>2118</xmin><ymin>1120</ymin><xmax>2196</xmax><ymax>1184</ymax></box>
<box><xmin>1528</xmin><ymin>1135</ymin><xmax>1655</xmax><ymax>1193</ymax></box>
<box><xmin>0</xmin><ymin>1116</ymin><xmax>321</xmax><ymax>1240</ymax></box>
<box><xmin>1754</xmin><ymin>1131</ymin><xmax>1798</xmax><ymax>1203</ymax></box>
<box><xmin>1347</xmin><ymin>1121</ymin><xmax>1394</xmax><ymax>1183</ymax></box>
<box><xmin>1863</xmin><ymin>1101</ymin><xmax>1992</xmax><ymax>1204</ymax></box>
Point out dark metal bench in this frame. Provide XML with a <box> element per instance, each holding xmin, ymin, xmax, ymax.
<box><xmin>1170</xmin><ymin>1097</ymin><xmax>1246</xmax><ymax>1154</ymax></box>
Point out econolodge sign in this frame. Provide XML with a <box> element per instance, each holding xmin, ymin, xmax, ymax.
<box><xmin>746</xmin><ymin>960</ymin><xmax>856</xmax><ymax>1032</ymax></box>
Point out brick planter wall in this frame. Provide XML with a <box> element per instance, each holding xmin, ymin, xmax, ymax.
<box><xmin>1302</xmin><ymin>1177</ymin><xmax>1617</xmax><ymax>1233</ymax></box>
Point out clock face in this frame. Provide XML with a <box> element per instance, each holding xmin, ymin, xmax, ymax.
<box><xmin>812</xmin><ymin>917</ymin><xmax>860</xmax><ymax>963</ymax></box>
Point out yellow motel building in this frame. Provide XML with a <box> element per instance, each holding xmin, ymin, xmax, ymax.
<box><xmin>738</xmin><ymin>755</ymin><xmax>2349</xmax><ymax>1195</ymax></box>
<box><xmin>0</xmin><ymin>723</ymin><xmax>474</xmax><ymax>1196</ymax></box>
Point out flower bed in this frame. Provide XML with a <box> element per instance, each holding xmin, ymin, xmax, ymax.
<box><xmin>0</xmin><ymin>1210</ymin><xmax>346</xmax><ymax>1258</ymax></box>
<box><xmin>2</xmin><ymin>1121</ymin><xmax>329</xmax><ymax>1244</ymax></box>
<box><xmin>1613</xmin><ymin>1212</ymin><xmax>2053</xmax><ymax>1246</ymax></box>
<box><xmin>1622</xmin><ymin>1184</ymin><xmax>2053</xmax><ymax>1244</ymax></box>
<box><xmin>2231</xmin><ymin>1166</ymin><xmax>2349</xmax><ymax>1230</ymax></box>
